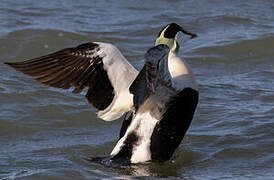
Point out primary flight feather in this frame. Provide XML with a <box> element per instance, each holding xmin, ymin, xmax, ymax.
<box><xmin>5</xmin><ymin>23</ymin><xmax>199</xmax><ymax>164</ymax></box>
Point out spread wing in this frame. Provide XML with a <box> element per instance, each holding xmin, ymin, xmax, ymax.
<box><xmin>129</xmin><ymin>44</ymin><xmax>175</xmax><ymax>112</ymax></box>
<box><xmin>5</xmin><ymin>42</ymin><xmax>138</xmax><ymax>121</ymax></box>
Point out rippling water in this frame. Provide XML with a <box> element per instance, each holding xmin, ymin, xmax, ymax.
<box><xmin>0</xmin><ymin>0</ymin><xmax>274</xmax><ymax>179</ymax></box>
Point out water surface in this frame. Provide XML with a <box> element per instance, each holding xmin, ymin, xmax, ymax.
<box><xmin>0</xmin><ymin>0</ymin><xmax>274</xmax><ymax>179</ymax></box>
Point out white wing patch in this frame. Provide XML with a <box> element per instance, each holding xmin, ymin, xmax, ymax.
<box><xmin>95</xmin><ymin>42</ymin><xmax>138</xmax><ymax>121</ymax></box>
<box><xmin>5</xmin><ymin>41</ymin><xmax>138</xmax><ymax>122</ymax></box>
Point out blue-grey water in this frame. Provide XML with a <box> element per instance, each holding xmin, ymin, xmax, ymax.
<box><xmin>0</xmin><ymin>0</ymin><xmax>274</xmax><ymax>179</ymax></box>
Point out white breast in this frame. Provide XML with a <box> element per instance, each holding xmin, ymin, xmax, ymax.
<box><xmin>168</xmin><ymin>52</ymin><xmax>198</xmax><ymax>91</ymax></box>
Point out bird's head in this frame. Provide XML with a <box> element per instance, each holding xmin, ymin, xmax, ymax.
<box><xmin>155</xmin><ymin>23</ymin><xmax>197</xmax><ymax>53</ymax></box>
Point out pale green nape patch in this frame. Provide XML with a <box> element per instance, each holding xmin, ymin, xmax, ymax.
<box><xmin>155</xmin><ymin>27</ymin><xmax>179</xmax><ymax>53</ymax></box>
<box><xmin>155</xmin><ymin>37</ymin><xmax>179</xmax><ymax>53</ymax></box>
<box><xmin>155</xmin><ymin>37</ymin><xmax>174</xmax><ymax>49</ymax></box>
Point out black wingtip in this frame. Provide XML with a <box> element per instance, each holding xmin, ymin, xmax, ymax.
<box><xmin>4</xmin><ymin>62</ymin><xmax>21</xmax><ymax>69</ymax></box>
<box><xmin>4</xmin><ymin>62</ymin><xmax>15</xmax><ymax>67</ymax></box>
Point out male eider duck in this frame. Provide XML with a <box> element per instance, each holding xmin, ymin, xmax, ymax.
<box><xmin>5</xmin><ymin>23</ymin><xmax>199</xmax><ymax>164</ymax></box>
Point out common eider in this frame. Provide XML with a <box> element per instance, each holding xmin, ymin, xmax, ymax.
<box><xmin>5</xmin><ymin>23</ymin><xmax>199</xmax><ymax>164</ymax></box>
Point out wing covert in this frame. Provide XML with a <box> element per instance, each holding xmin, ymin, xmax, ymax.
<box><xmin>5</xmin><ymin>42</ymin><xmax>138</xmax><ymax>120</ymax></box>
<box><xmin>129</xmin><ymin>44</ymin><xmax>173</xmax><ymax>112</ymax></box>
